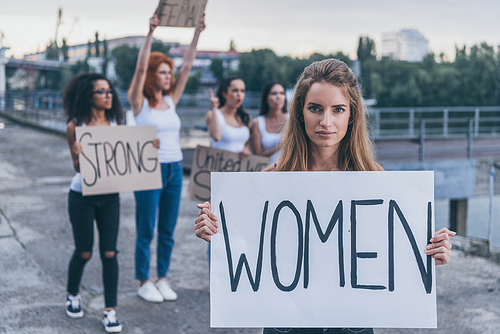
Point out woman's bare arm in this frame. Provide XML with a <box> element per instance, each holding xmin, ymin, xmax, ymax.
<box><xmin>170</xmin><ymin>16</ymin><xmax>205</xmax><ymax>105</ymax></box>
<box><xmin>66</xmin><ymin>120</ymin><xmax>82</xmax><ymax>173</ymax></box>
<box><xmin>206</xmin><ymin>88</ymin><xmax>222</xmax><ymax>141</ymax></box>
<box><xmin>127</xmin><ymin>15</ymin><xmax>158</xmax><ymax>116</ymax></box>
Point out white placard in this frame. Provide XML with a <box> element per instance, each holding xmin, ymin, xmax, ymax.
<box><xmin>210</xmin><ymin>171</ymin><xmax>436</xmax><ymax>328</ymax></box>
<box><xmin>75</xmin><ymin>125</ymin><xmax>162</xmax><ymax>196</ymax></box>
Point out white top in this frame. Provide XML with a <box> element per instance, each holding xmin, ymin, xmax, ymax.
<box><xmin>257</xmin><ymin>115</ymin><xmax>285</xmax><ymax>164</ymax></box>
<box><xmin>70</xmin><ymin>120</ymin><xmax>117</xmax><ymax>193</ymax></box>
<box><xmin>134</xmin><ymin>96</ymin><xmax>182</xmax><ymax>163</ymax></box>
<box><xmin>210</xmin><ymin>109</ymin><xmax>250</xmax><ymax>153</ymax></box>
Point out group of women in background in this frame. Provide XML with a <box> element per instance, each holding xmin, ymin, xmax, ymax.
<box><xmin>206</xmin><ymin>76</ymin><xmax>289</xmax><ymax>164</ymax></box>
<box><xmin>61</xmin><ymin>12</ymin><xmax>289</xmax><ymax>333</ymax></box>
<box><xmin>62</xmin><ymin>14</ymin><xmax>206</xmax><ymax>333</ymax></box>
<box><xmin>61</xmin><ymin>11</ymin><xmax>454</xmax><ymax>334</ymax></box>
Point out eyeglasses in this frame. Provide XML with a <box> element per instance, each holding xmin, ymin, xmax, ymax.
<box><xmin>92</xmin><ymin>89</ymin><xmax>114</xmax><ymax>96</ymax></box>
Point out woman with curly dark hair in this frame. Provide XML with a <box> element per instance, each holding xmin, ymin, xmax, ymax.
<box><xmin>63</xmin><ymin>72</ymin><xmax>124</xmax><ymax>333</ymax></box>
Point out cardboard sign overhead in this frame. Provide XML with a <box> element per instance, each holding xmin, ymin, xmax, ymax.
<box><xmin>155</xmin><ymin>0</ymin><xmax>207</xmax><ymax>27</ymax></box>
<box><xmin>75</xmin><ymin>125</ymin><xmax>162</xmax><ymax>196</ymax></box>
<box><xmin>210</xmin><ymin>171</ymin><xmax>436</xmax><ymax>328</ymax></box>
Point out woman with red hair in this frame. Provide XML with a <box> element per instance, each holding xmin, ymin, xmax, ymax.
<box><xmin>128</xmin><ymin>14</ymin><xmax>205</xmax><ymax>303</ymax></box>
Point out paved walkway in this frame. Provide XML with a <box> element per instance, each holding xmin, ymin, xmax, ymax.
<box><xmin>0</xmin><ymin>117</ymin><xmax>499</xmax><ymax>333</ymax></box>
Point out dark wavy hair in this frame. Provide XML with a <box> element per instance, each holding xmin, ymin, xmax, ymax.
<box><xmin>216</xmin><ymin>76</ymin><xmax>249</xmax><ymax>126</ymax></box>
<box><xmin>259</xmin><ymin>80</ymin><xmax>288</xmax><ymax>116</ymax></box>
<box><xmin>63</xmin><ymin>73</ymin><xmax>123</xmax><ymax>125</ymax></box>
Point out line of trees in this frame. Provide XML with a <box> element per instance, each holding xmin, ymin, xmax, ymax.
<box><xmin>233</xmin><ymin>38</ymin><xmax>500</xmax><ymax>108</ymax></box>
<box><xmin>14</xmin><ymin>34</ymin><xmax>499</xmax><ymax>108</ymax></box>
<box><xmin>110</xmin><ymin>41</ymin><xmax>206</xmax><ymax>92</ymax></box>
<box><xmin>111</xmin><ymin>41</ymin><xmax>171</xmax><ymax>90</ymax></box>
<box><xmin>236</xmin><ymin>49</ymin><xmax>351</xmax><ymax>92</ymax></box>
<box><xmin>231</xmin><ymin>41</ymin><xmax>500</xmax><ymax>133</ymax></box>
<box><xmin>357</xmin><ymin>39</ymin><xmax>500</xmax><ymax>107</ymax></box>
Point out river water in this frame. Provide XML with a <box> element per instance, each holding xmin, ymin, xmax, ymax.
<box><xmin>435</xmin><ymin>195</ymin><xmax>500</xmax><ymax>248</ymax></box>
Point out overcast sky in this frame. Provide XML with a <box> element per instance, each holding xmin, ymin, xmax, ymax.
<box><xmin>1</xmin><ymin>0</ymin><xmax>499</xmax><ymax>60</ymax></box>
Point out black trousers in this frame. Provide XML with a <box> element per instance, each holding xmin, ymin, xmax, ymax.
<box><xmin>66</xmin><ymin>190</ymin><xmax>120</xmax><ymax>308</ymax></box>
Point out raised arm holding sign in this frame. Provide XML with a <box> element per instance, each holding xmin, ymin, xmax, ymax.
<box><xmin>195</xmin><ymin>59</ymin><xmax>455</xmax><ymax>331</ymax></box>
<box><xmin>127</xmin><ymin>11</ymin><xmax>205</xmax><ymax>303</ymax></box>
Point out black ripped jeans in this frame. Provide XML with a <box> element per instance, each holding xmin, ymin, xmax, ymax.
<box><xmin>263</xmin><ymin>329</ymin><xmax>374</xmax><ymax>334</ymax></box>
<box><xmin>67</xmin><ymin>190</ymin><xmax>120</xmax><ymax>308</ymax></box>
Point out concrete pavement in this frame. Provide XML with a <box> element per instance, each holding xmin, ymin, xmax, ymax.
<box><xmin>0</xmin><ymin>117</ymin><xmax>499</xmax><ymax>334</ymax></box>
<box><xmin>0</xmin><ymin>117</ymin><xmax>259</xmax><ymax>334</ymax></box>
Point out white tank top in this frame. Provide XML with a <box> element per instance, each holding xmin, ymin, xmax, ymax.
<box><xmin>69</xmin><ymin>120</ymin><xmax>117</xmax><ymax>193</ymax></box>
<box><xmin>134</xmin><ymin>96</ymin><xmax>182</xmax><ymax>163</ymax></box>
<box><xmin>210</xmin><ymin>109</ymin><xmax>250</xmax><ymax>153</ymax></box>
<box><xmin>257</xmin><ymin>115</ymin><xmax>285</xmax><ymax>164</ymax></box>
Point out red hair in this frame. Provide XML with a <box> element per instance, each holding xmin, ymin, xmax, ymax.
<box><xmin>143</xmin><ymin>52</ymin><xmax>175</xmax><ymax>107</ymax></box>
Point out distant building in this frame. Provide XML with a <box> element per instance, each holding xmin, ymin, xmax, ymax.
<box><xmin>23</xmin><ymin>36</ymin><xmax>169</xmax><ymax>64</ymax></box>
<box><xmin>168</xmin><ymin>45</ymin><xmax>239</xmax><ymax>85</ymax></box>
<box><xmin>22</xmin><ymin>36</ymin><xmax>239</xmax><ymax>86</ymax></box>
<box><xmin>381</xmin><ymin>29</ymin><xmax>428</xmax><ymax>62</ymax></box>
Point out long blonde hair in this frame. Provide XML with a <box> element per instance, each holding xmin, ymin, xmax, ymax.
<box><xmin>276</xmin><ymin>59</ymin><xmax>376</xmax><ymax>172</ymax></box>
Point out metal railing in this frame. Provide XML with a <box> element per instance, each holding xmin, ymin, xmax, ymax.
<box><xmin>0</xmin><ymin>90</ymin><xmax>67</xmax><ymax>132</ymax></box>
<box><xmin>1</xmin><ymin>90</ymin><xmax>499</xmax><ymax>161</ymax></box>
<box><xmin>367</xmin><ymin>107</ymin><xmax>500</xmax><ymax>162</ymax></box>
<box><xmin>0</xmin><ymin>89</ymin><xmax>263</xmax><ymax>130</ymax></box>
<box><xmin>368</xmin><ymin>106</ymin><xmax>500</xmax><ymax>139</ymax></box>
<box><xmin>418</xmin><ymin>119</ymin><xmax>477</xmax><ymax>161</ymax></box>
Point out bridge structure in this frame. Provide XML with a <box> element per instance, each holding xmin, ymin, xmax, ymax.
<box><xmin>4</xmin><ymin>57</ymin><xmax>63</xmax><ymax>72</ymax></box>
<box><xmin>0</xmin><ymin>48</ymin><xmax>67</xmax><ymax>92</ymax></box>
<box><xmin>1</xmin><ymin>88</ymin><xmax>498</xmax><ymax>157</ymax></box>
<box><xmin>1</xmin><ymin>88</ymin><xmax>499</xmax><ymax>242</ymax></box>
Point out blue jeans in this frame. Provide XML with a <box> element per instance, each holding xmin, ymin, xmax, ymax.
<box><xmin>134</xmin><ymin>161</ymin><xmax>183</xmax><ymax>281</ymax></box>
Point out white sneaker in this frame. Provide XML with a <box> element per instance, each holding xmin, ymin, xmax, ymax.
<box><xmin>103</xmin><ymin>309</ymin><xmax>122</xmax><ymax>333</ymax></box>
<box><xmin>65</xmin><ymin>294</ymin><xmax>83</xmax><ymax>318</ymax></box>
<box><xmin>137</xmin><ymin>281</ymin><xmax>164</xmax><ymax>303</ymax></box>
<box><xmin>155</xmin><ymin>280</ymin><xmax>177</xmax><ymax>301</ymax></box>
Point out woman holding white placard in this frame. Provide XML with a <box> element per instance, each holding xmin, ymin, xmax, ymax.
<box><xmin>194</xmin><ymin>59</ymin><xmax>455</xmax><ymax>333</ymax></box>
